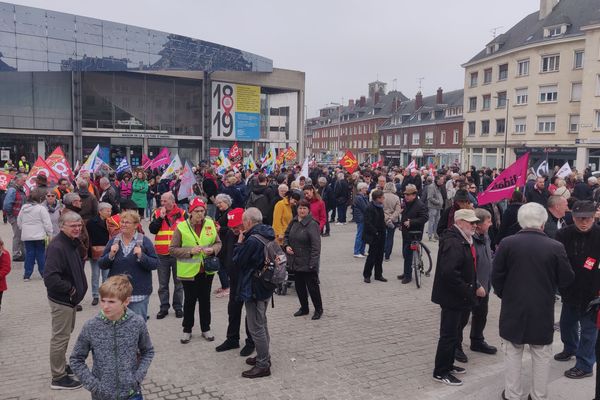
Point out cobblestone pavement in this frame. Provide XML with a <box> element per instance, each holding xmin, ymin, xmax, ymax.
<box><xmin>0</xmin><ymin>220</ymin><xmax>594</xmax><ymax>399</ymax></box>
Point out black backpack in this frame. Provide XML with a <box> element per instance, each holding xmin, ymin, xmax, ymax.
<box><xmin>246</xmin><ymin>191</ymin><xmax>270</xmax><ymax>217</ymax></box>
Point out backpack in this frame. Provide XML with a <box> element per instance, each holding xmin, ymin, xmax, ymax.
<box><xmin>252</xmin><ymin>234</ymin><xmax>288</xmax><ymax>288</ymax></box>
<box><xmin>246</xmin><ymin>191</ymin><xmax>270</xmax><ymax>218</ymax></box>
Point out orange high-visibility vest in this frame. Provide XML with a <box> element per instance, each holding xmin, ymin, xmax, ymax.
<box><xmin>154</xmin><ymin>206</ymin><xmax>186</xmax><ymax>255</ymax></box>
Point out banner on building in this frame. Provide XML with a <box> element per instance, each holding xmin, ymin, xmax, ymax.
<box><xmin>45</xmin><ymin>147</ymin><xmax>74</xmax><ymax>180</ymax></box>
<box><xmin>477</xmin><ymin>153</ymin><xmax>529</xmax><ymax>206</ymax></box>
<box><xmin>211</xmin><ymin>81</ymin><xmax>260</xmax><ymax>141</ymax></box>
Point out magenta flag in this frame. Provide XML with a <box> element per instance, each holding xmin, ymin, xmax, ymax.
<box><xmin>150</xmin><ymin>148</ymin><xmax>170</xmax><ymax>169</ymax></box>
<box><xmin>142</xmin><ymin>154</ymin><xmax>152</xmax><ymax>170</ymax></box>
<box><xmin>477</xmin><ymin>153</ymin><xmax>530</xmax><ymax>206</ymax></box>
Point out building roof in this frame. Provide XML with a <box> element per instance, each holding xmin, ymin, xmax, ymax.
<box><xmin>466</xmin><ymin>0</ymin><xmax>600</xmax><ymax>65</ymax></box>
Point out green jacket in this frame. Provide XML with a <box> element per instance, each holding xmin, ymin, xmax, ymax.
<box><xmin>131</xmin><ymin>179</ymin><xmax>148</xmax><ymax>209</ymax></box>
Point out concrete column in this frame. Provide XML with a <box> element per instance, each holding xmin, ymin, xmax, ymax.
<box><xmin>576</xmin><ymin>147</ymin><xmax>588</xmax><ymax>171</ymax></box>
<box><xmin>202</xmin><ymin>71</ymin><xmax>212</xmax><ymax>161</ymax></box>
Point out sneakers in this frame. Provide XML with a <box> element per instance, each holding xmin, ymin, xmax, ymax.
<box><xmin>451</xmin><ymin>365</ymin><xmax>466</xmax><ymax>375</ymax></box>
<box><xmin>353</xmin><ymin>254</ymin><xmax>365</xmax><ymax>258</ymax></box>
<box><xmin>180</xmin><ymin>332</ymin><xmax>192</xmax><ymax>344</ymax></box>
<box><xmin>564</xmin><ymin>367</ymin><xmax>593</xmax><ymax>379</ymax></box>
<box><xmin>65</xmin><ymin>364</ymin><xmax>75</xmax><ymax>378</ymax></box>
<box><xmin>432</xmin><ymin>373</ymin><xmax>462</xmax><ymax>386</ymax></box>
<box><xmin>50</xmin><ymin>375</ymin><xmax>82</xmax><ymax>390</ymax></box>
<box><xmin>202</xmin><ymin>330</ymin><xmax>215</xmax><ymax>341</ymax></box>
<box><xmin>23</xmin><ymin>277</ymin><xmax>30</xmax><ymax>282</ymax></box>
<box><xmin>91</xmin><ymin>298</ymin><xmax>99</xmax><ymax>306</ymax></box>
<box><xmin>554</xmin><ymin>350</ymin><xmax>575</xmax><ymax>362</ymax></box>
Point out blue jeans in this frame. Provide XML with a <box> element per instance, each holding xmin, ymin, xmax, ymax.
<box><xmin>354</xmin><ymin>222</ymin><xmax>365</xmax><ymax>255</ymax></box>
<box><xmin>90</xmin><ymin>259</ymin><xmax>109</xmax><ymax>299</ymax></box>
<box><xmin>128</xmin><ymin>296</ymin><xmax>150</xmax><ymax>322</ymax></box>
<box><xmin>336</xmin><ymin>204</ymin><xmax>347</xmax><ymax>223</ymax></box>
<box><xmin>384</xmin><ymin>226</ymin><xmax>396</xmax><ymax>260</ymax></box>
<box><xmin>217</xmin><ymin>262</ymin><xmax>230</xmax><ymax>289</ymax></box>
<box><xmin>24</xmin><ymin>240</ymin><xmax>45</xmax><ymax>279</ymax></box>
<box><xmin>560</xmin><ymin>302</ymin><xmax>598</xmax><ymax>373</ymax></box>
<box><xmin>402</xmin><ymin>238</ymin><xmax>413</xmax><ymax>279</ymax></box>
<box><xmin>145</xmin><ymin>199</ymin><xmax>153</xmax><ymax>218</ymax></box>
<box><xmin>428</xmin><ymin>208</ymin><xmax>441</xmax><ymax>238</ymax></box>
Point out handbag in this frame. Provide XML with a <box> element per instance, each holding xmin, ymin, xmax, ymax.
<box><xmin>91</xmin><ymin>245</ymin><xmax>105</xmax><ymax>260</ymax></box>
<box><xmin>185</xmin><ymin>221</ymin><xmax>219</xmax><ymax>272</ymax></box>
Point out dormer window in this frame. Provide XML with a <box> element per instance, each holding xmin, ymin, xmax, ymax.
<box><xmin>544</xmin><ymin>24</ymin><xmax>567</xmax><ymax>38</ymax></box>
<box><xmin>486</xmin><ymin>42</ymin><xmax>502</xmax><ymax>55</ymax></box>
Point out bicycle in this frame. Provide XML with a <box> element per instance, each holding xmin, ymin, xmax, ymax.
<box><xmin>408</xmin><ymin>231</ymin><xmax>433</xmax><ymax>288</ymax></box>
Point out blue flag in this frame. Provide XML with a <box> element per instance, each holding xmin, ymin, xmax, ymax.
<box><xmin>116</xmin><ymin>158</ymin><xmax>131</xmax><ymax>174</ymax></box>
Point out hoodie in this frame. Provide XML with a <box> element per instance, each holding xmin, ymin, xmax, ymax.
<box><xmin>17</xmin><ymin>202</ymin><xmax>53</xmax><ymax>241</ymax></box>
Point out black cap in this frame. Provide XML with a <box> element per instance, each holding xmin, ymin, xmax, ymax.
<box><xmin>572</xmin><ymin>200</ymin><xmax>596</xmax><ymax>218</ymax></box>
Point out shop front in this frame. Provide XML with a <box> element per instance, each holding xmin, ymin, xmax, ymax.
<box><xmin>514</xmin><ymin>147</ymin><xmax>576</xmax><ymax>170</ymax></box>
<box><xmin>0</xmin><ymin>132</ymin><xmax>73</xmax><ymax>165</ymax></box>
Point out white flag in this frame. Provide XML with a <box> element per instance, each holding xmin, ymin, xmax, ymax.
<box><xmin>407</xmin><ymin>159</ymin><xmax>417</xmax><ymax>171</ymax></box>
<box><xmin>296</xmin><ymin>157</ymin><xmax>309</xmax><ymax>182</ymax></box>
<box><xmin>160</xmin><ymin>154</ymin><xmax>182</xmax><ymax>180</ymax></box>
<box><xmin>79</xmin><ymin>144</ymin><xmax>100</xmax><ymax>174</ymax></box>
<box><xmin>555</xmin><ymin>162</ymin><xmax>573</xmax><ymax>179</ymax></box>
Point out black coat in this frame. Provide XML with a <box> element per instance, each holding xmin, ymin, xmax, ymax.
<box><xmin>333</xmin><ymin>179</ymin><xmax>350</xmax><ymax>206</ymax></box>
<box><xmin>284</xmin><ymin>215</ymin><xmax>321</xmax><ymax>273</ymax></box>
<box><xmin>573</xmin><ymin>182</ymin><xmax>593</xmax><ymax>201</ymax></box>
<box><xmin>362</xmin><ymin>202</ymin><xmax>386</xmax><ymax>244</ymax></box>
<box><xmin>431</xmin><ymin>226</ymin><xmax>477</xmax><ymax>310</ymax></box>
<box><xmin>555</xmin><ymin>224</ymin><xmax>600</xmax><ymax>311</ymax></box>
<box><xmin>400</xmin><ymin>198</ymin><xmax>428</xmax><ymax>240</ymax></box>
<box><xmin>86</xmin><ymin>215</ymin><xmax>109</xmax><ymax>247</ymax></box>
<box><xmin>492</xmin><ymin>229</ymin><xmax>574</xmax><ymax>345</ymax></box>
<box><xmin>525</xmin><ymin>187</ymin><xmax>550</xmax><ymax>207</ymax></box>
<box><xmin>494</xmin><ymin>202</ymin><xmax>523</xmax><ymax>247</ymax></box>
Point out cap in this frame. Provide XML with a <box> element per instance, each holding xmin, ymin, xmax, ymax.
<box><xmin>572</xmin><ymin>200</ymin><xmax>596</xmax><ymax>218</ymax></box>
<box><xmin>189</xmin><ymin>198</ymin><xmax>207</xmax><ymax>213</ymax></box>
<box><xmin>454</xmin><ymin>209</ymin><xmax>480</xmax><ymax>223</ymax></box>
<box><xmin>404</xmin><ymin>184</ymin><xmax>418</xmax><ymax>195</ymax></box>
<box><xmin>227</xmin><ymin>208</ymin><xmax>244</xmax><ymax>227</ymax></box>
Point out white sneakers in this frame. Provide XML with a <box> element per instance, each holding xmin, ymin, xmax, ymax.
<box><xmin>353</xmin><ymin>254</ymin><xmax>365</xmax><ymax>258</ymax></box>
<box><xmin>180</xmin><ymin>332</ymin><xmax>192</xmax><ymax>344</ymax></box>
<box><xmin>202</xmin><ymin>330</ymin><xmax>215</xmax><ymax>341</ymax></box>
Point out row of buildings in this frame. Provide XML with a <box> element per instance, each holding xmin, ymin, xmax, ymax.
<box><xmin>307</xmin><ymin>0</ymin><xmax>600</xmax><ymax>172</ymax></box>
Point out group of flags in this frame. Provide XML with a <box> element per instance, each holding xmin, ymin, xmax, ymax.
<box><xmin>212</xmin><ymin>142</ymin><xmax>299</xmax><ymax>175</ymax></box>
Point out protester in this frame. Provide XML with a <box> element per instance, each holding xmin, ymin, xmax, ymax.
<box><xmin>149</xmin><ymin>192</ymin><xmax>185</xmax><ymax>319</ymax></box>
<box><xmin>119</xmin><ymin>173</ymin><xmax>133</xmax><ymax>199</ymax></box>
<box><xmin>526</xmin><ymin>176</ymin><xmax>550</xmax><ymax>207</ymax></box>
<box><xmin>2</xmin><ymin>173</ymin><xmax>26</xmax><ymax>261</ymax></box>
<box><xmin>203</xmin><ymin>167</ymin><xmax>219</xmax><ymax>218</ymax></box>
<box><xmin>44</xmin><ymin>211</ymin><xmax>88</xmax><ymax>390</ymax></box>
<box><xmin>0</xmin><ymin>236</ymin><xmax>11</xmax><ymax>312</ymax></box>
<box><xmin>284</xmin><ymin>199</ymin><xmax>323</xmax><ymax>320</ymax></box>
<box><xmin>426</xmin><ymin>175</ymin><xmax>445</xmax><ymax>241</ymax></box>
<box><xmin>43</xmin><ymin>190</ymin><xmax>63</xmax><ymax>237</ymax></box>
<box><xmin>398</xmin><ymin>184</ymin><xmax>428</xmax><ymax>284</ymax></box>
<box><xmin>333</xmin><ymin>172</ymin><xmax>350</xmax><ymax>224</ymax></box>
<box><xmin>437</xmin><ymin>189</ymin><xmax>471</xmax><ymax>236</ymax></box>
<box><xmin>214</xmin><ymin>193</ymin><xmax>233</xmax><ymax>298</ymax></box>
<box><xmin>246</xmin><ymin>174</ymin><xmax>272</xmax><ymax>224</ymax></box>
<box><xmin>70</xmin><ymin>275</ymin><xmax>154</xmax><ymax>399</ymax></box>
<box><xmin>554</xmin><ymin>200</ymin><xmax>600</xmax><ymax>379</ymax></box>
<box><xmin>317</xmin><ymin>176</ymin><xmax>333</xmax><ymax>237</ymax></box>
<box><xmin>53</xmin><ymin>178</ymin><xmax>71</xmax><ymax>201</ymax></box>
<box><xmin>492</xmin><ymin>202</ymin><xmax>574</xmax><ymax>400</ymax></box>
<box><xmin>169</xmin><ymin>198</ymin><xmax>221</xmax><ymax>344</ymax></box>
<box><xmin>132</xmin><ymin>170</ymin><xmax>149</xmax><ymax>218</ymax></box>
<box><xmin>76</xmin><ymin>178</ymin><xmax>98</xmax><ymax>223</ymax></box>
<box><xmin>17</xmin><ymin>188</ymin><xmax>53</xmax><ymax>281</ymax></box>
<box><xmin>302</xmin><ymin>185</ymin><xmax>326</xmax><ymax>233</ymax></box>
<box><xmin>98</xmin><ymin>177</ymin><xmax>119</xmax><ymax>216</ymax></box>
<box><xmin>353</xmin><ymin>182</ymin><xmax>369</xmax><ymax>258</ymax></box>
<box><xmin>362</xmin><ymin>190</ymin><xmax>387</xmax><ymax>283</ymax></box>
<box><xmin>544</xmin><ymin>195</ymin><xmax>569</xmax><ymax>239</ymax></box>
<box><xmin>221</xmin><ymin>174</ymin><xmax>244</xmax><ymax>209</ymax></box>
<box><xmin>382</xmin><ymin>182</ymin><xmax>402</xmax><ymax>262</ymax></box>
<box><xmin>272</xmin><ymin>191</ymin><xmax>301</xmax><ymax>245</ymax></box>
<box><xmin>86</xmin><ymin>203</ymin><xmax>112</xmax><ymax>305</ymax></box>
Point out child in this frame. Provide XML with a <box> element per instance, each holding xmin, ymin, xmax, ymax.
<box><xmin>0</xmin><ymin>236</ymin><xmax>11</xmax><ymax>312</ymax></box>
<box><xmin>70</xmin><ymin>275</ymin><xmax>154</xmax><ymax>399</ymax></box>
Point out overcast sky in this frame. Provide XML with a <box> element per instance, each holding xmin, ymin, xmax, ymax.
<box><xmin>10</xmin><ymin>0</ymin><xmax>541</xmax><ymax>117</ymax></box>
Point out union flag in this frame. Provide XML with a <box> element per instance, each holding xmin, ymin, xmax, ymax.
<box><xmin>340</xmin><ymin>150</ymin><xmax>358</xmax><ymax>174</ymax></box>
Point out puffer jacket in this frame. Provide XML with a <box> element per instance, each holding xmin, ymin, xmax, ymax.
<box><xmin>284</xmin><ymin>215</ymin><xmax>321</xmax><ymax>273</ymax></box>
<box><xmin>17</xmin><ymin>202</ymin><xmax>53</xmax><ymax>241</ymax></box>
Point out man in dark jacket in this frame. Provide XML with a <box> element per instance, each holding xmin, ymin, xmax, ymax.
<box><xmin>353</xmin><ymin>183</ymin><xmax>369</xmax><ymax>257</ymax></box>
<box><xmin>401</xmin><ymin>169</ymin><xmax>423</xmax><ymax>195</ymax></box>
<box><xmin>43</xmin><ymin>211</ymin><xmax>88</xmax><ymax>390</ymax></box>
<box><xmin>492</xmin><ymin>202</ymin><xmax>573</xmax><ymax>400</ymax></box>
<box><xmin>333</xmin><ymin>173</ymin><xmax>350</xmax><ymax>224</ymax></box>
<box><xmin>398</xmin><ymin>184</ymin><xmax>428</xmax><ymax>284</ymax></box>
<box><xmin>437</xmin><ymin>189</ymin><xmax>471</xmax><ymax>237</ymax></box>
<box><xmin>317</xmin><ymin>176</ymin><xmax>334</xmax><ymax>236</ymax></box>
<box><xmin>494</xmin><ymin>190</ymin><xmax>525</xmax><ymax>247</ymax></box>
<box><xmin>431</xmin><ymin>209</ymin><xmax>481</xmax><ymax>386</ymax></box>
<box><xmin>362</xmin><ymin>190</ymin><xmax>387</xmax><ymax>283</ymax></box>
<box><xmin>544</xmin><ymin>195</ymin><xmax>569</xmax><ymax>239</ymax></box>
<box><xmin>554</xmin><ymin>200</ymin><xmax>600</xmax><ymax>379</ymax></box>
<box><xmin>98</xmin><ymin>177</ymin><xmax>119</xmax><ymax>216</ymax></box>
<box><xmin>526</xmin><ymin>176</ymin><xmax>550</xmax><ymax>207</ymax></box>
<box><xmin>232</xmin><ymin>207</ymin><xmax>275</xmax><ymax>379</ymax></box>
<box><xmin>246</xmin><ymin>174</ymin><xmax>272</xmax><ymax>225</ymax></box>
<box><xmin>573</xmin><ymin>177</ymin><xmax>594</xmax><ymax>201</ymax></box>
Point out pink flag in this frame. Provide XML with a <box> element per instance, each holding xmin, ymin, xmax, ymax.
<box><xmin>477</xmin><ymin>153</ymin><xmax>529</xmax><ymax>206</ymax></box>
<box><xmin>142</xmin><ymin>154</ymin><xmax>152</xmax><ymax>170</ymax></box>
<box><xmin>150</xmin><ymin>148</ymin><xmax>170</xmax><ymax>169</ymax></box>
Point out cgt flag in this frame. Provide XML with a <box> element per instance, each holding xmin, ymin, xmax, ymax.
<box><xmin>340</xmin><ymin>150</ymin><xmax>358</xmax><ymax>174</ymax></box>
<box><xmin>229</xmin><ymin>142</ymin><xmax>243</xmax><ymax>166</ymax></box>
<box><xmin>45</xmin><ymin>146</ymin><xmax>74</xmax><ymax>180</ymax></box>
<box><xmin>25</xmin><ymin>157</ymin><xmax>60</xmax><ymax>194</ymax></box>
<box><xmin>477</xmin><ymin>152</ymin><xmax>530</xmax><ymax>206</ymax></box>
<box><xmin>0</xmin><ymin>170</ymin><xmax>13</xmax><ymax>191</ymax></box>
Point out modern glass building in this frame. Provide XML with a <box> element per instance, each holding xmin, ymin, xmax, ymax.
<box><xmin>0</xmin><ymin>2</ymin><xmax>305</xmax><ymax>166</ymax></box>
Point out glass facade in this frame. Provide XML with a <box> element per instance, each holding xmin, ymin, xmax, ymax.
<box><xmin>0</xmin><ymin>2</ymin><xmax>272</xmax><ymax>73</ymax></box>
<box><xmin>0</xmin><ymin>133</ymin><xmax>72</xmax><ymax>163</ymax></box>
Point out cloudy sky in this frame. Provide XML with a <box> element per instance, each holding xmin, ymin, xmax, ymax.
<box><xmin>10</xmin><ymin>0</ymin><xmax>541</xmax><ymax>117</ymax></box>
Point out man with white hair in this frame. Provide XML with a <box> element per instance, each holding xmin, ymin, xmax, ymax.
<box><xmin>492</xmin><ymin>202</ymin><xmax>573</xmax><ymax>400</ymax></box>
<box><xmin>98</xmin><ymin>177</ymin><xmax>119</xmax><ymax>215</ymax></box>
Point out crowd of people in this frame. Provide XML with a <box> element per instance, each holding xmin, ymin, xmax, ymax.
<box><xmin>1</xmin><ymin>155</ymin><xmax>600</xmax><ymax>399</ymax></box>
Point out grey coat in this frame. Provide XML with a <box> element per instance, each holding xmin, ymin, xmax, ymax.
<box><xmin>70</xmin><ymin>311</ymin><xmax>154</xmax><ymax>400</ymax></box>
<box><xmin>284</xmin><ymin>214</ymin><xmax>321</xmax><ymax>273</ymax></box>
<box><xmin>426</xmin><ymin>183</ymin><xmax>444</xmax><ymax>210</ymax></box>
<box><xmin>473</xmin><ymin>232</ymin><xmax>492</xmax><ymax>291</ymax></box>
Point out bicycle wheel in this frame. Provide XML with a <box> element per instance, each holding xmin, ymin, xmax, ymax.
<box><xmin>412</xmin><ymin>249</ymin><xmax>421</xmax><ymax>288</ymax></box>
<box><xmin>420</xmin><ymin>242</ymin><xmax>433</xmax><ymax>276</ymax></box>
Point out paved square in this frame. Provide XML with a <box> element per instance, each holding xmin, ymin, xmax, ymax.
<box><xmin>0</xmin><ymin>221</ymin><xmax>594</xmax><ymax>399</ymax></box>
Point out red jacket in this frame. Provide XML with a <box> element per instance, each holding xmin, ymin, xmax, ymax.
<box><xmin>309</xmin><ymin>198</ymin><xmax>327</xmax><ymax>231</ymax></box>
<box><xmin>0</xmin><ymin>250</ymin><xmax>11</xmax><ymax>292</ymax></box>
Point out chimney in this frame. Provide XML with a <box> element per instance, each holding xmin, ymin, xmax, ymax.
<box><xmin>436</xmin><ymin>87</ymin><xmax>443</xmax><ymax>104</ymax></box>
<box><xmin>374</xmin><ymin>92</ymin><xmax>381</xmax><ymax>105</ymax></box>
<box><xmin>539</xmin><ymin>0</ymin><xmax>558</xmax><ymax>20</ymax></box>
<box><xmin>359</xmin><ymin>96</ymin><xmax>366</xmax><ymax>107</ymax></box>
<box><xmin>415</xmin><ymin>91</ymin><xmax>423</xmax><ymax>110</ymax></box>
<box><xmin>348</xmin><ymin>99</ymin><xmax>354</xmax><ymax>107</ymax></box>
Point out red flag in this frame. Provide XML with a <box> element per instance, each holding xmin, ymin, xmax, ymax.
<box><xmin>0</xmin><ymin>170</ymin><xmax>13</xmax><ymax>191</ymax></box>
<box><xmin>142</xmin><ymin>154</ymin><xmax>152</xmax><ymax>170</ymax></box>
<box><xmin>371</xmin><ymin>159</ymin><xmax>383</xmax><ymax>169</ymax></box>
<box><xmin>477</xmin><ymin>153</ymin><xmax>529</xmax><ymax>206</ymax></box>
<box><xmin>45</xmin><ymin>147</ymin><xmax>74</xmax><ymax>180</ymax></box>
<box><xmin>276</xmin><ymin>149</ymin><xmax>286</xmax><ymax>165</ymax></box>
<box><xmin>285</xmin><ymin>147</ymin><xmax>297</xmax><ymax>161</ymax></box>
<box><xmin>340</xmin><ymin>150</ymin><xmax>358</xmax><ymax>174</ymax></box>
<box><xmin>25</xmin><ymin>157</ymin><xmax>60</xmax><ymax>194</ymax></box>
<box><xmin>150</xmin><ymin>148</ymin><xmax>170</xmax><ymax>169</ymax></box>
<box><xmin>229</xmin><ymin>142</ymin><xmax>243</xmax><ymax>166</ymax></box>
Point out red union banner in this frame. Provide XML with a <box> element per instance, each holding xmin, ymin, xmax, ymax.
<box><xmin>0</xmin><ymin>170</ymin><xmax>13</xmax><ymax>191</ymax></box>
<box><xmin>477</xmin><ymin>153</ymin><xmax>530</xmax><ymax>206</ymax></box>
<box><xmin>340</xmin><ymin>150</ymin><xmax>358</xmax><ymax>174</ymax></box>
<box><xmin>25</xmin><ymin>156</ymin><xmax>61</xmax><ymax>194</ymax></box>
<box><xmin>45</xmin><ymin>147</ymin><xmax>74</xmax><ymax>180</ymax></box>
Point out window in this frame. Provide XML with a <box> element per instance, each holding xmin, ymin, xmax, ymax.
<box><xmin>540</xmin><ymin>85</ymin><xmax>558</xmax><ymax>102</ymax></box>
<box><xmin>571</xmin><ymin>82</ymin><xmax>582</xmax><ymax>101</ymax></box>
<box><xmin>468</xmin><ymin>121</ymin><xmax>476</xmax><ymax>136</ymax></box>
<box><xmin>386</xmin><ymin>135</ymin><xmax>392</xmax><ymax>145</ymax></box>
<box><xmin>453</xmin><ymin>129</ymin><xmax>459</xmax><ymax>144</ymax></box>
<box><xmin>380</xmin><ymin>135</ymin><xmax>384</xmax><ymax>145</ymax></box>
<box><xmin>482</xmin><ymin>94</ymin><xmax>491</xmax><ymax>110</ymax></box>
<box><xmin>517</xmin><ymin>59</ymin><xmax>529</xmax><ymax>76</ymax></box>
<box><xmin>574</xmin><ymin>51</ymin><xmax>584</xmax><ymax>69</ymax></box>
<box><xmin>546</xmin><ymin>26</ymin><xmax>563</xmax><ymax>37</ymax></box>
<box><xmin>595</xmin><ymin>110</ymin><xmax>600</xmax><ymax>130</ymax></box>
<box><xmin>403</xmin><ymin>133</ymin><xmax>408</xmax><ymax>145</ymax></box>
<box><xmin>440</xmin><ymin>130</ymin><xmax>446</xmax><ymax>144</ymax></box>
<box><xmin>498</xmin><ymin>64</ymin><xmax>508</xmax><ymax>81</ymax></box>
<box><xmin>569</xmin><ymin>115</ymin><xmax>580</xmax><ymax>133</ymax></box>
<box><xmin>412</xmin><ymin>133</ymin><xmax>420</xmax><ymax>145</ymax></box>
<box><xmin>538</xmin><ymin>116</ymin><xmax>556</xmax><ymax>133</ymax></box>
<box><xmin>469</xmin><ymin>97</ymin><xmax>477</xmax><ymax>112</ymax></box>
<box><xmin>481</xmin><ymin>120</ymin><xmax>490</xmax><ymax>135</ymax></box>
<box><xmin>541</xmin><ymin>54</ymin><xmax>560</xmax><ymax>72</ymax></box>
<box><xmin>516</xmin><ymin>88</ymin><xmax>528</xmax><ymax>105</ymax></box>
<box><xmin>425</xmin><ymin>131</ymin><xmax>434</xmax><ymax>145</ymax></box>
<box><xmin>497</xmin><ymin>91</ymin><xmax>507</xmax><ymax>108</ymax></box>
<box><xmin>514</xmin><ymin>117</ymin><xmax>527</xmax><ymax>134</ymax></box>
<box><xmin>496</xmin><ymin>118</ymin><xmax>506</xmax><ymax>134</ymax></box>
<box><xmin>470</xmin><ymin>72</ymin><xmax>478</xmax><ymax>87</ymax></box>
<box><xmin>596</xmin><ymin>75</ymin><xmax>600</xmax><ymax>96</ymax></box>
<box><xmin>483</xmin><ymin>68</ymin><xmax>492</xmax><ymax>84</ymax></box>
<box><xmin>394</xmin><ymin>134</ymin><xmax>401</xmax><ymax>145</ymax></box>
